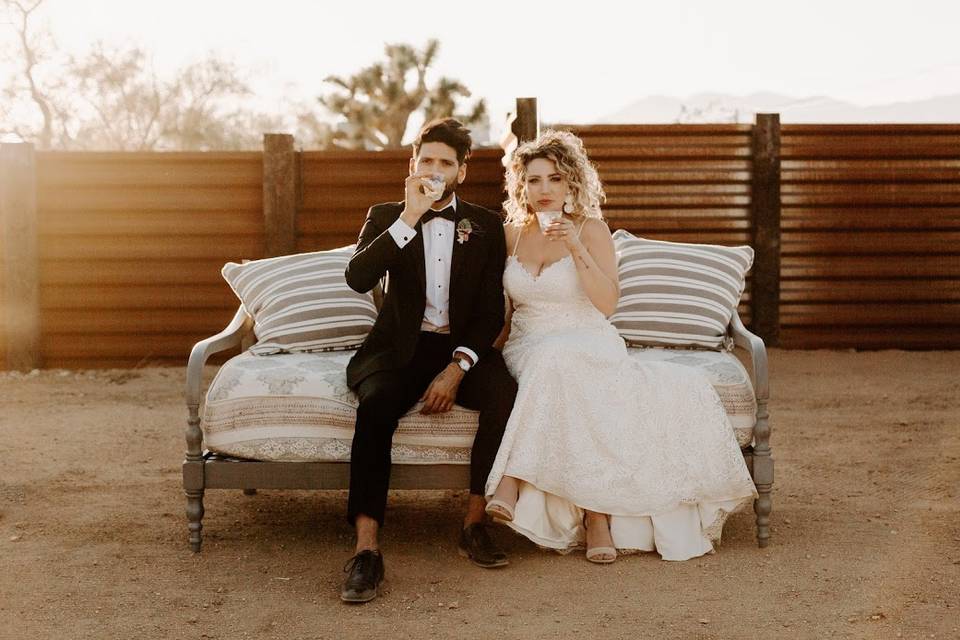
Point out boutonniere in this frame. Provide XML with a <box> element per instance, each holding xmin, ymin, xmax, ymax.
<box><xmin>456</xmin><ymin>218</ymin><xmax>474</xmax><ymax>244</ymax></box>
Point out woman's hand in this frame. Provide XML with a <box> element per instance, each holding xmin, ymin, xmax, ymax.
<box><xmin>543</xmin><ymin>217</ymin><xmax>582</xmax><ymax>251</ymax></box>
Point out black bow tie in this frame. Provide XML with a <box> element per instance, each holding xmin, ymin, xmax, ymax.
<box><xmin>420</xmin><ymin>207</ymin><xmax>456</xmax><ymax>224</ymax></box>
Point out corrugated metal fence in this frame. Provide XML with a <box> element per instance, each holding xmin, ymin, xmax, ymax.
<box><xmin>563</xmin><ymin>123</ymin><xmax>960</xmax><ymax>348</ymax></box>
<box><xmin>24</xmin><ymin>152</ymin><xmax>262</xmax><ymax>368</ymax></box>
<box><xmin>1</xmin><ymin>121</ymin><xmax>958</xmax><ymax>369</ymax></box>
<box><xmin>778</xmin><ymin>125</ymin><xmax>960</xmax><ymax>348</ymax></box>
<box><xmin>558</xmin><ymin>124</ymin><xmax>755</xmax><ymax>326</ymax></box>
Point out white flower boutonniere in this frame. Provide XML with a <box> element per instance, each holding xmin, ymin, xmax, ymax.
<box><xmin>456</xmin><ymin>219</ymin><xmax>474</xmax><ymax>244</ymax></box>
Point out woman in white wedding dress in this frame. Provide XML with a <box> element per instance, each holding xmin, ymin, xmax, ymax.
<box><xmin>485</xmin><ymin>130</ymin><xmax>758</xmax><ymax>562</ymax></box>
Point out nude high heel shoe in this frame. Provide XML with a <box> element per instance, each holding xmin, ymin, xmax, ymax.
<box><xmin>485</xmin><ymin>498</ymin><xmax>515</xmax><ymax>522</ymax></box>
<box><xmin>584</xmin><ymin>513</ymin><xmax>616</xmax><ymax>564</ymax></box>
<box><xmin>485</xmin><ymin>482</ymin><xmax>518</xmax><ymax>522</ymax></box>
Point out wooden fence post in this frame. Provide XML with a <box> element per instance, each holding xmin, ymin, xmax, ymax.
<box><xmin>0</xmin><ymin>143</ymin><xmax>41</xmax><ymax>371</ymax></box>
<box><xmin>513</xmin><ymin>97</ymin><xmax>539</xmax><ymax>143</ymax></box>
<box><xmin>262</xmin><ymin>133</ymin><xmax>297</xmax><ymax>257</ymax></box>
<box><xmin>750</xmin><ymin>113</ymin><xmax>781</xmax><ymax>346</ymax></box>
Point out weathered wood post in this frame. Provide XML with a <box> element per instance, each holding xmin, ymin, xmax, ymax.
<box><xmin>262</xmin><ymin>133</ymin><xmax>298</xmax><ymax>257</ymax></box>
<box><xmin>0</xmin><ymin>143</ymin><xmax>41</xmax><ymax>371</ymax></box>
<box><xmin>750</xmin><ymin>113</ymin><xmax>781</xmax><ymax>347</ymax></box>
<box><xmin>513</xmin><ymin>97</ymin><xmax>539</xmax><ymax>143</ymax></box>
<box><xmin>500</xmin><ymin>98</ymin><xmax>539</xmax><ymax>169</ymax></box>
<box><xmin>749</xmin><ymin>113</ymin><xmax>779</xmax><ymax>546</ymax></box>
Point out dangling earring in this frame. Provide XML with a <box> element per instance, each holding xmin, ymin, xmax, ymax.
<box><xmin>563</xmin><ymin>194</ymin><xmax>575</xmax><ymax>214</ymax></box>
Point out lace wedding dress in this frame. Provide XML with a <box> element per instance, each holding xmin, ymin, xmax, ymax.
<box><xmin>486</xmin><ymin>237</ymin><xmax>758</xmax><ymax>561</ymax></box>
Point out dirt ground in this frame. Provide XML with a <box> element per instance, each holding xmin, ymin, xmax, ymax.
<box><xmin>1</xmin><ymin>349</ymin><xmax>958</xmax><ymax>640</ymax></box>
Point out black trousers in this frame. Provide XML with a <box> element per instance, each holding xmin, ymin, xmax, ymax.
<box><xmin>347</xmin><ymin>332</ymin><xmax>517</xmax><ymax>526</ymax></box>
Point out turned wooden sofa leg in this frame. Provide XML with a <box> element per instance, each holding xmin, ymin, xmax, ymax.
<box><xmin>184</xmin><ymin>404</ymin><xmax>206</xmax><ymax>552</ymax></box>
<box><xmin>754</xmin><ymin>480</ymin><xmax>772</xmax><ymax>547</ymax></box>
<box><xmin>185</xmin><ymin>489</ymin><xmax>205</xmax><ymax>552</ymax></box>
<box><xmin>752</xmin><ymin>399</ymin><xmax>774</xmax><ymax>547</ymax></box>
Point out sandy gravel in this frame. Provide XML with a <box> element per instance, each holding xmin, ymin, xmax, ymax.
<box><xmin>1</xmin><ymin>349</ymin><xmax>958</xmax><ymax>639</ymax></box>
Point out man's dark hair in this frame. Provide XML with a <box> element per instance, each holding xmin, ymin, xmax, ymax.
<box><xmin>412</xmin><ymin>117</ymin><xmax>472</xmax><ymax>165</ymax></box>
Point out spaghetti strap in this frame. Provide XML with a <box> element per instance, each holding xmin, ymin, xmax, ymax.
<box><xmin>511</xmin><ymin>224</ymin><xmax>524</xmax><ymax>256</ymax></box>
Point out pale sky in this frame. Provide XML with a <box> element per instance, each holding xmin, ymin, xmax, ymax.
<box><xmin>5</xmin><ymin>0</ymin><xmax>960</xmax><ymax>140</ymax></box>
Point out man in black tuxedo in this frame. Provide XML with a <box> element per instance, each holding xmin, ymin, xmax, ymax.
<box><xmin>340</xmin><ymin>118</ymin><xmax>517</xmax><ymax>603</ymax></box>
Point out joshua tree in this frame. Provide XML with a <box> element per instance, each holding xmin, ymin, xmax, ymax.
<box><xmin>319</xmin><ymin>39</ymin><xmax>488</xmax><ymax>149</ymax></box>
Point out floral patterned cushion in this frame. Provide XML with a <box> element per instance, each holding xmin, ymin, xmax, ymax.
<box><xmin>201</xmin><ymin>348</ymin><xmax>756</xmax><ymax>463</ymax></box>
<box><xmin>201</xmin><ymin>350</ymin><xmax>479</xmax><ymax>463</ymax></box>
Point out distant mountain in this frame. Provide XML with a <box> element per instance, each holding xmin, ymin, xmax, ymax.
<box><xmin>600</xmin><ymin>92</ymin><xmax>960</xmax><ymax>124</ymax></box>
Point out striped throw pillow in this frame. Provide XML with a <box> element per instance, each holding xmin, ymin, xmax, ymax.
<box><xmin>611</xmin><ymin>230</ymin><xmax>753</xmax><ymax>350</ymax></box>
<box><xmin>221</xmin><ymin>245</ymin><xmax>376</xmax><ymax>355</ymax></box>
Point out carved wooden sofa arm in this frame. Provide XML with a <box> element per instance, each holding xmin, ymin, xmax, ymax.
<box><xmin>728</xmin><ymin>311</ymin><xmax>774</xmax><ymax>547</ymax></box>
<box><xmin>185</xmin><ymin>306</ymin><xmax>253</xmax><ymax>407</ymax></box>
<box><xmin>182</xmin><ymin>306</ymin><xmax>253</xmax><ymax>551</ymax></box>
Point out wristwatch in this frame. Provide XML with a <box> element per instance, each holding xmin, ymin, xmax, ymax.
<box><xmin>453</xmin><ymin>354</ymin><xmax>472</xmax><ymax>373</ymax></box>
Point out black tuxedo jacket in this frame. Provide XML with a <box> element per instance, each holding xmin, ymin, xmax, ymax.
<box><xmin>344</xmin><ymin>199</ymin><xmax>507</xmax><ymax>389</ymax></box>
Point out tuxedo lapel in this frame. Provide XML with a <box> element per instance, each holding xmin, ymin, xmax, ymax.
<box><xmin>449</xmin><ymin>204</ymin><xmax>470</xmax><ymax>295</ymax></box>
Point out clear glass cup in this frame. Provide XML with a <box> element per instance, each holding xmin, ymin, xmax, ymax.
<box><xmin>536</xmin><ymin>210</ymin><xmax>562</xmax><ymax>231</ymax></box>
<box><xmin>421</xmin><ymin>174</ymin><xmax>445</xmax><ymax>201</ymax></box>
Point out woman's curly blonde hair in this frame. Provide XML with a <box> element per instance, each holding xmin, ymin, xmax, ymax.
<box><xmin>503</xmin><ymin>129</ymin><xmax>606</xmax><ymax>226</ymax></box>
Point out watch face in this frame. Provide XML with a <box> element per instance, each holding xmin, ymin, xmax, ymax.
<box><xmin>457</xmin><ymin>359</ymin><xmax>470</xmax><ymax>372</ymax></box>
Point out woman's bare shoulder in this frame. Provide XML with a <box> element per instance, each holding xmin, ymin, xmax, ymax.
<box><xmin>580</xmin><ymin>217</ymin><xmax>613</xmax><ymax>242</ymax></box>
<box><xmin>503</xmin><ymin>221</ymin><xmax>522</xmax><ymax>244</ymax></box>
<box><xmin>579</xmin><ymin>217</ymin><xmax>615</xmax><ymax>257</ymax></box>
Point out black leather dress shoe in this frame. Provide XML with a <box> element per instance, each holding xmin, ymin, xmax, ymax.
<box><xmin>458</xmin><ymin>523</ymin><xmax>509</xmax><ymax>568</ymax></box>
<box><xmin>340</xmin><ymin>550</ymin><xmax>385</xmax><ymax>603</ymax></box>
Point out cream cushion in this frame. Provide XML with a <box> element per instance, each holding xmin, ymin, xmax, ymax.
<box><xmin>200</xmin><ymin>348</ymin><xmax>756</xmax><ymax>463</ymax></box>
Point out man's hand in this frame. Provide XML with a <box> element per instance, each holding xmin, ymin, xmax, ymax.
<box><xmin>400</xmin><ymin>171</ymin><xmax>441</xmax><ymax>227</ymax></box>
<box><xmin>419</xmin><ymin>363</ymin><xmax>465</xmax><ymax>414</ymax></box>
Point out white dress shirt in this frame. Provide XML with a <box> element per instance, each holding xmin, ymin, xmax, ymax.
<box><xmin>386</xmin><ymin>193</ymin><xmax>479</xmax><ymax>366</ymax></box>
